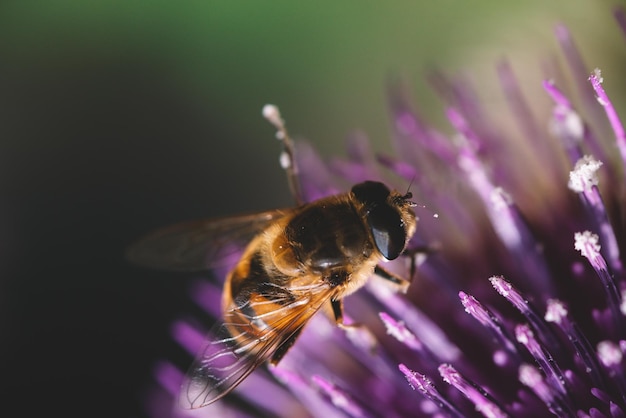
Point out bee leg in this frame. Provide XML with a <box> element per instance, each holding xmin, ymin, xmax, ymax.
<box><xmin>270</xmin><ymin>327</ymin><xmax>303</xmax><ymax>365</ymax></box>
<box><xmin>375</xmin><ymin>244</ymin><xmax>436</xmax><ymax>291</ymax></box>
<box><xmin>374</xmin><ymin>265</ymin><xmax>411</xmax><ymax>293</ymax></box>
<box><xmin>331</xmin><ymin>298</ymin><xmax>345</xmax><ymax>325</ymax></box>
<box><xmin>331</xmin><ymin>298</ymin><xmax>358</xmax><ymax>330</ymax></box>
<box><xmin>331</xmin><ymin>298</ymin><xmax>378</xmax><ymax>352</ymax></box>
<box><xmin>331</xmin><ymin>298</ymin><xmax>360</xmax><ymax>330</ymax></box>
<box><xmin>403</xmin><ymin>244</ymin><xmax>436</xmax><ymax>282</ymax></box>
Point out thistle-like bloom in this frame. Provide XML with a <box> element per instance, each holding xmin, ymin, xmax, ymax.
<box><xmin>144</xmin><ymin>9</ymin><xmax>626</xmax><ymax>418</ymax></box>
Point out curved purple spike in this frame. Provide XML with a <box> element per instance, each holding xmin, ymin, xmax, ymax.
<box><xmin>438</xmin><ymin>363</ymin><xmax>508</xmax><ymax>418</ymax></box>
<box><xmin>544</xmin><ymin>299</ymin><xmax>606</xmax><ymax>391</ymax></box>
<box><xmin>543</xmin><ymin>79</ymin><xmax>586</xmax><ymax>163</ymax></box>
<box><xmin>514</xmin><ymin>323</ymin><xmax>576</xmax><ymax>416</ymax></box>
<box><xmin>574</xmin><ymin>231</ymin><xmax>624</xmax><ymax>337</ymax></box>
<box><xmin>459</xmin><ymin>291</ymin><xmax>518</xmax><ymax>355</ymax></box>
<box><xmin>569</xmin><ymin>155</ymin><xmax>623</xmax><ymax>273</ymax></box>
<box><xmin>399</xmin><ymin>364</ymin><xmax>465</xmax><ymax>418</ymax></box>
<box><xmin>588</xmin><ymin>70</ymin><xmax>626</xmax><ymax>173</ymax></box>
<box><xmin>491</xmin><ymin>276</ymin><xmax>562</xmax><ymax>354</ymax></box>
<box><xmin>312</xmin><ymin>375</ymin><xmax>371</xmax><ymax>418</ymax></box>
<box><xmin>555</xmin><ymin>24</ymin><xmax>609</xmax><ymax>145</ymax></box>
<box><xmin>519</xmin><ymin>363</ymin><xmax>571</xmax><ymax>417</ymax></box>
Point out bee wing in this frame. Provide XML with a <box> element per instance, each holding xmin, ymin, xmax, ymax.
<box><xmin>181</xmin><ymin>280</ymin><xmax>333</xmax><ymax>408</ymax></box>
<box><xmin>126</xmin><ymin>210</ymin><xmax>287</xmax><ymax>272</ymax></box>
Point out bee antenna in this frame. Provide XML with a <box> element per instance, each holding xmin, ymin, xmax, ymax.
<box><xmin>405</xmin><ymin>175</ymin><xmax>416</xmax><ymax>195</ymax></box>
<box><xmin>402</xmin><ymin>175</ymin><xmax>417</xmax><ymax>202</ymax></box>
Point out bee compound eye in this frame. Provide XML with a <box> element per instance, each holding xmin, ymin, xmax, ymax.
<box><xmin>367</xmin><ymin>204</ymin><xmax>406</xmax><ymax>260</ymax></box>
<box><xmin>351</xmin><ymin>181</ymin><xmax>390</xmax><ymax>204</ymax></box>
<box><xmin>351</xmin><ymin>181</ymin><xmax>407</xmax><ymax>260</ymax></box>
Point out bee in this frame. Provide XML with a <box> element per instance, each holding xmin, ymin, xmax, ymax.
<box><xmin>127</xmin><ymin>106</ymin><xmax>419</xmax><ymax>409</ymax></box>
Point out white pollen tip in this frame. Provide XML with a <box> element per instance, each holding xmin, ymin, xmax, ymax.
<box><xmin>279</xmin><ymin>151</ymin><xmax>291</xmax><ymax>169</ymax></box>
<box><xmin>262</xmin><ymin>104</ymin><xmax>284</xmax><ymax>129</ymax></box>
<box><xmin>574</xmin><ymin>230</ymin><xmax>601</xmax><ymax>257</ymax></box>
<box><xmin>519</xmin><ymin>363</ymin><xmax>542</xmax><ymax>387</ymax></box>
<box><xmin>598</xmin><ymin>340</ymin><xmax>622</xmax><ymax>367</ymax></box>
<box><xmin>549</xmin><ymin>106</ymin><xmax>584</xmax><ymax>142</ymax></box>
<box><xmin>568</xmin><ymin>155</ymin><xmax>602</xmax><ymax>193</ymax></box>
<box><xmin>490</xmin><ymin>187</ymin><xmax>512</xmax><ymax>210</ymax></box>
<box><xmin>544</xmin><ymin>299</ymin><xmax>568</xmax><ymax>324</ymax></box>
<box><xmin>593</xmin><ymin>68</ymin><xmax>603</xmax><ymax>83</ymax></box>
<box><xmin>563</xmin><ymin>111</ymin><xmax>584</xmax><ymax>139</ymax></box>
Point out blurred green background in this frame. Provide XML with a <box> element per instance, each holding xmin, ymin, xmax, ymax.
<box><xmin>0</xmin><ymin>1</ymin><xmax>624</xmax><ymax>416</ymax></box>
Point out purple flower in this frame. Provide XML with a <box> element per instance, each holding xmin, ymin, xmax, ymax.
<box><xmin>144</xmin><ymin>9</ymin><xmax>626</xmax><ymax>418</ymax></box>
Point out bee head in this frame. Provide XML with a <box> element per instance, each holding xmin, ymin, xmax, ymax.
<box><xmin>351</xmin><ymin>181</ymin><xmax>417</xmax><ymax>260</ymax></box>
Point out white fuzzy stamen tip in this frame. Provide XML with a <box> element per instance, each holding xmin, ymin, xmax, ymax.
<box><xmin>568</xmin><ymin>155</ymin><xmax>602</xmax><ymax>193</ymax></box>
<box><xmin>262</xmin><ymin>104</ymin><xmax>284</xmax><ymax>130</ymax></box>
<box><xmin>593</xmin><ymin>68</ymin><xmax>603</xmax><ymax>84</ymax></box>
<box><xmin>490</xmin><ymin>187</ymin><xmax>512</xmax><ymax>210</ymax></box>
<box><xmin>550</xmin><ymin>105</ymin><xmax>584</xmax><ymax>141</ymax></box>
<box><xmin>574</xmin><ymin>231</ymin><xmax>601</xmax><ymax>259</ymax></box>
<box><xmin>544</xmin><ymin>299</ymin><xmax>568</xmax><ymax>324</ymax></box>
<box><xmin>519</xmin><ymin>363</ymin><xmax>542</xmax><ymax>387</ymax></box>
<box><xmin>279</xmin><ymin>151</ymin><xmax>291</xmax><ymax>169</ymax></box>
<box><xmin>598</xmin><ymin>340</ymin><xmax>622</xmax><ymax>367</ymax></box>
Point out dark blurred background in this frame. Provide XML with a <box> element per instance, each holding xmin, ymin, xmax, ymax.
<box><xmin>0</xmin><ymin>1</ymin><xmax>623</xmax><ymax>417</ymax></box>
